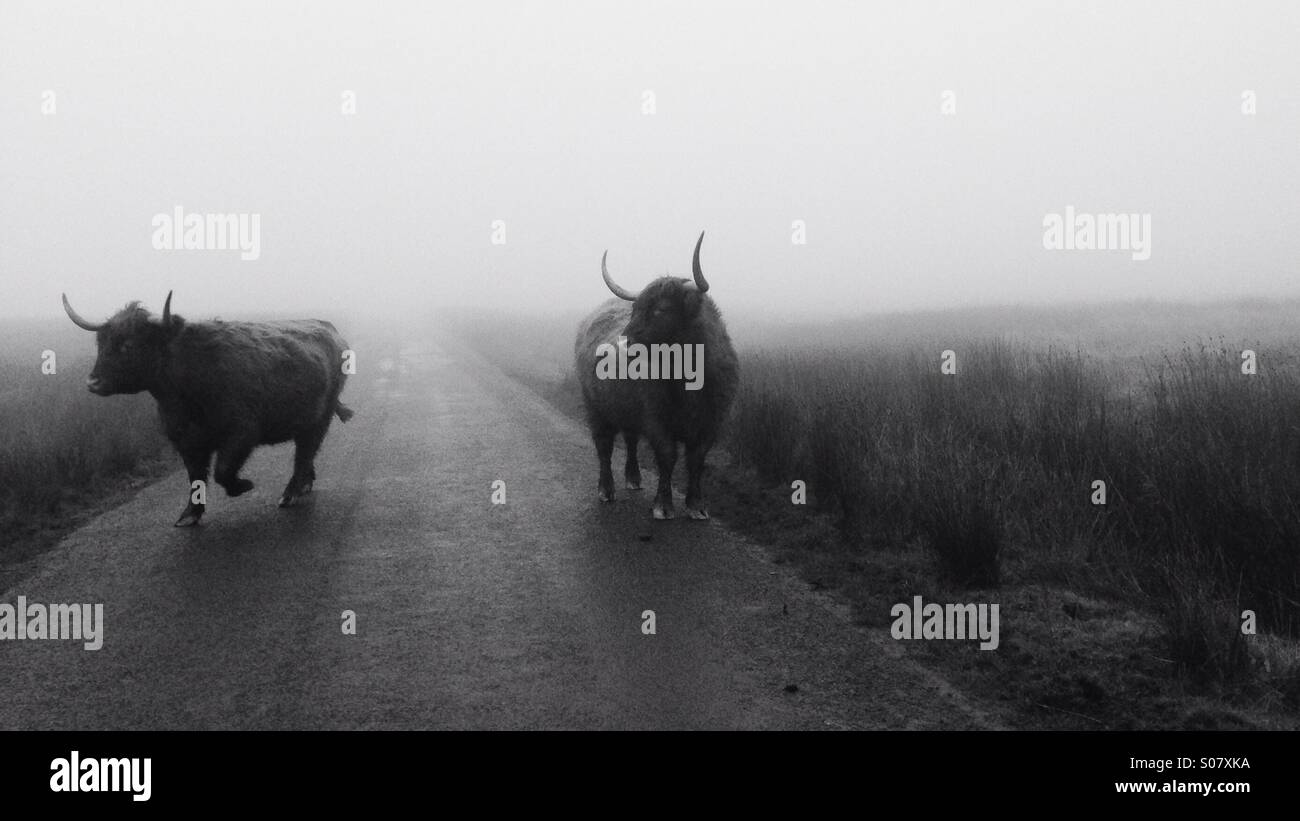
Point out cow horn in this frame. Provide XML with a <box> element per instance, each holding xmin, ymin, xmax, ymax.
<box><xmin>162</xmin><ymin>290</ymin><xmax>173</xmax><ymax>327</ymax></box>
<box><xmin>602</xmin><ymin>251</ymin><xmax>639</xmax><ymax>301</ymax></box>
<box><xmin>690</xmin><ymin>231</ymin><xmax>709</xmax><ymax>294</ymax></box>
<box><xmin>62</xmin><ymin>294</ymin><xmax>106</xmax><ymax>331</ymax></box>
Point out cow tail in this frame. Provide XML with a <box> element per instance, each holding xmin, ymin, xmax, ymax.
<box><xmin>335</xmin><ymin>402</ymin><xmax>354</xmax><ymax>423</ymax></box>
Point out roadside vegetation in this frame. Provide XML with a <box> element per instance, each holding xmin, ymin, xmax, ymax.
<box><xmin>0</xmin><ymin>322</ymin><xmax>172</xmax><ymax>571</ymax></box>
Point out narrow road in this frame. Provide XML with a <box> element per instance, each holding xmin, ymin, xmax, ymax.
<box><xmin>0</xmin><ymin>330</ymin><xmax>997</xmax><ymax>729</ymax></box>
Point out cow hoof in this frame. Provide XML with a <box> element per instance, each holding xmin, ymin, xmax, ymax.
<box><xmin>625</xmin><ymin>479</ymin><xmax>642</xmax><ymax>490</ymax></box>
<box><xmin>225</xmin><ymin>479</ymin><xmax>255</xmax><ymax>497</ymax></box>
<box><xmin>598</xmin><ymin>489</ymin><xmax>613</xmax><ymax>503</ymax></box>
<box><xmin>653</xmin><ymin>505</ymin><xmax>674</xmax><ymax>520</ymax></box>
<box><xmin>174</xmin><ymin>511</ymin><xmax>203</xmax><ymax>527</ymax></box>
<box><xmin>686</xmin><ymin>507</ymin><xmax>709</xmax><ymax>520</ymax></box>
<box><xmin>277</xmin><ymin>493</ymin><xmax>299</xmax><ymax>508</ymax></box>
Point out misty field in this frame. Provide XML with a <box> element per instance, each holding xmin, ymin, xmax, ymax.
<box><xmin>0</xmin><ymin>321</ymin><xmax>171</xmax><ymax>562</ymax></box>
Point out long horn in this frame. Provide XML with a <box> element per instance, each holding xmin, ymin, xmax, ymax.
<box><xmin>601</xmin><ymin>251</ymin><xmax>639</xmax><ymax>301</ymax></box>
<box><xmin>690</xmin><ymin>231</ymin><xmax>709</xmax><ymax>293</ymax></box>
<box><xmin>161</xmin><ymin>290</ymin><xmax>173</xmax><ymax>327</ymax></box>
<box><xmin>62</xmin><ymin>294</ymin><xmax>106</xmax><ymax>331</ymax></box>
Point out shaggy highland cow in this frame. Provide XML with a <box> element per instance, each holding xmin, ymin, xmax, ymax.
<box><xmin>63</xmin><ymin>291</ymin><xmax>353</xmax><ymax>526</ymax></box>
<box><xmin>574</xmin><ymin>232</ymin><xmax>739</xmax><ymax>520</ymax></box>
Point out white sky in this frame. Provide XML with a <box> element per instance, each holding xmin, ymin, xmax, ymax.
<box><xmin>1</xmin><ymin>0</ymin><xmax>1296</xmax><ymax>322</ymax></box>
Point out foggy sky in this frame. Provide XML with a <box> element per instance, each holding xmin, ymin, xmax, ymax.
<box><xmin>1</xmin><ymin>1</ymin><xmax>1296</xmax><ymax>323</ymax></box>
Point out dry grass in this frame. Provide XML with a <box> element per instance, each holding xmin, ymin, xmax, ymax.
<box><xmin>0</xmin><ymin>322</ymin><xmax>172</xmax><ymax>564</ymax></box>
<box><xmin>726</xmin><ymin>338</ymin><xmax>1299</xmax><ymax>685</ymax></box>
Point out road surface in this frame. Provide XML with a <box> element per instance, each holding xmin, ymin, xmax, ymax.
<box><xmin>0</xmin><ymin>333</ymin><xmax>998</xmax><ymax>730</ymax></box>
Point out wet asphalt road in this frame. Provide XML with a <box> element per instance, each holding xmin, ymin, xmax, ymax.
<box><xmin>0</xmin><ymin>333</ymin><xmax>996</xmax><ymax>730</ymax></box>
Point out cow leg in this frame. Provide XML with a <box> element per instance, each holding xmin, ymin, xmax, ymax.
<box><xmin>213</xmin><ymin>433</ymin><xmax>257</xmax><ymax>497</ymax></box>
<box><xmin>623</xmin><ymin>431</ymin><xmax>642</xmax><ymax>490</ymax></box>
<box><xmin>646</xmin><ymin>426</ymin><xmax>677</xmax><ymax>520</ymax></box>
<box><xmin>174</xmin><ymin>447</ymin><xmax>212</xmax><ymax>527</ymax></box>
<box><xmin>684</xmin><ymin>437</ymin><xmax>714</xmax><ymax>520</ymax></box>
<box><xmin>592</xmin><ymin>422</ymin><xmax>616</xmax><ymax>502</ymax></box>
<box><xmin>280</xmin><ymin>423</ymin><xmax>327</xmax><ymax>508</ymax></box>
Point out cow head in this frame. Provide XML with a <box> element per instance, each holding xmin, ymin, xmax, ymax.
<box><xmin>602</xmin><ymin>232</ymin><xmax>711</xmax><ymax>345</ymax></box>
<box><xmin>63</xmin><ymin>291</ymin><xmax>181</xmax><ymax>395</ymax></box>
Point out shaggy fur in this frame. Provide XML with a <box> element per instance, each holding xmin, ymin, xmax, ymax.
<box><xmin>575</xmin><ymin>277</ymin><xmax>739</xmax><ymax>519</ymax></box>
<box><xmin>67</xmin><ymin>296</ymin><xmax>352</xmax><ymax>526</ymax></box>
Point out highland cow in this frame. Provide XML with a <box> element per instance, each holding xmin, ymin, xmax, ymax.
<box><xmin>574</xmin><ymin>232</ymin><xmax>739</xmax><ymax>520</ymax></box>
<box><xmin>63</xmin><ymin>291</ymin><xmax>353</xmax><ymax>526</ymax></box>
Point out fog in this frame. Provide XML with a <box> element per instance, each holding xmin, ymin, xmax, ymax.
<box><xmin>1</xmin><ymin>1</ymin><xmax>1296</xmax><ymax>323</ymax></box>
